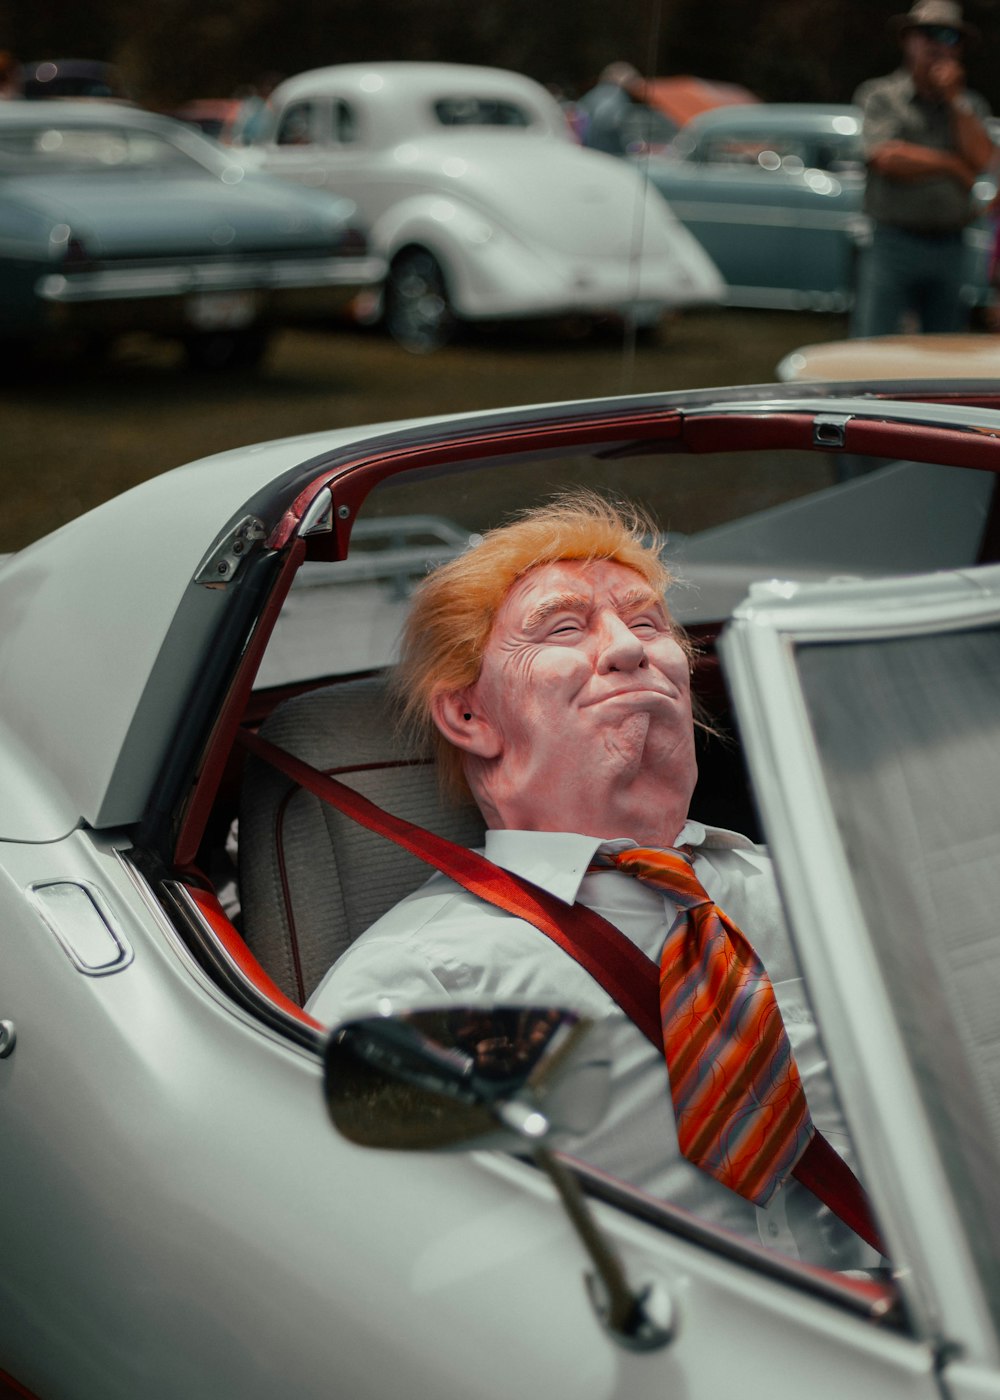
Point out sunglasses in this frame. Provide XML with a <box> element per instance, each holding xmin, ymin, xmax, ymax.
<box><xmin>915</xmin><ymin>24</ymin><xmax>963</xmax><ymax>44</ymax></box>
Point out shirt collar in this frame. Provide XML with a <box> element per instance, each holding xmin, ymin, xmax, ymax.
<box><xmin>483</xmin><ymin>821</ymin><xmax>755</xmax><ymax>905</ymax></box>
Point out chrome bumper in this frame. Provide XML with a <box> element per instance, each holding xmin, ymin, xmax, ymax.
<box><xmin>37</xmin><ymin>255</ymin><xmax>386</xmax><ymax>304</ymax></box>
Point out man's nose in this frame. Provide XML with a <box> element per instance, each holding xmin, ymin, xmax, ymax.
<box><xmin>596</xmin><ymin>613</ymin><xmax>646</xmax><ymax>671</ymax></box>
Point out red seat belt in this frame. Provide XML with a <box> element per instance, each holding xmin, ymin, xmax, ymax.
<box><xmin>239</xmin><ymin>727</ymin><xmax>885</xmax><ymax>1256</ymax></box>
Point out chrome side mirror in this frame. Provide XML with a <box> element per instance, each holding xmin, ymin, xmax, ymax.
<box><xmin>324</xmin><ymin>1005</ymin><xmax>610</xmax><ymax>1152</ymax></box>
<box><xmin>324</xmin><ymin>1005</ymin><xmax>674</xmax><ymax>1351</ymax></box>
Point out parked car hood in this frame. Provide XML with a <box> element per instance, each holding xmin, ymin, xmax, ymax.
<box><xmin>2</xmin><ymin>171</ymin><xmax>357</xmax><ymax>255</ymax></box>
<box><xmin>392</xmin><ymin>133</ymin><xmax>683</xmax><ymax>256</ymax></box>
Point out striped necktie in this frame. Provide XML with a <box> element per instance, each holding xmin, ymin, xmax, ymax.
<box><xmin>609</xmin><ymin>846</ymin><xmax>813</xmax><ymax>1207</ymax></box>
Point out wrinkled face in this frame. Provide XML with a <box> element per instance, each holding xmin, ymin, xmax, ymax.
<box><xmin>463</xmin><ymin>558</ymin><xmax>697</xmax><ymax>828</ymax></box>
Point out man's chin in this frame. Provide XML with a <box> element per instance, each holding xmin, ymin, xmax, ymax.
<box><xmin>593</xmin><ymin>711</ymin><xmax>656</xmax><ymax>773</ymax></box>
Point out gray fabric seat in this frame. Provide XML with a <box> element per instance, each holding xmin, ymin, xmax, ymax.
<box><xmin>239</xmin><ymin>674</ymin><xmax>486</xmax><ymax>1005</ymax></box>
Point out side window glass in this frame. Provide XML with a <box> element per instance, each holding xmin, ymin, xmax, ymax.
<box><xmin>275</xmin><ymin>102</ymin><xmax>314</xmax><ymax>147</ymax></box>
<box><xmin>333</xmin><ymin>99</ymin><xmax>359</xmax><ymax>145</ymax></box>
<box><xmin>433</xmin><ymin>97</ymin><xmax>532</xmax><ymax>127</ymax></box>
<box><xmin>702</xmin><ymin>135</ymin><xmax>808</xmax><ymax>173</ymax></box>
<box><xmin>702</xmin><ymin>136</ymin><xmax>769</xmax><ymax>168</ymax></box>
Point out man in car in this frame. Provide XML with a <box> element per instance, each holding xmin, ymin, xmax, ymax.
<box><xmin>852</xmin><ymin>0</ymin><xmax>993</xmax><ymax>336</ymax></box>
<box><xmin>307</xmin><ymin>492</ymin><xmax>878</xmax><ymax>1270</ymax></box>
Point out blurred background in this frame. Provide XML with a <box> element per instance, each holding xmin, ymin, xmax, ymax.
<box><xmin>2</xmin><ymin>0</ymin><xmax>999</xmax><ymax>551</ymax></box>
<box><xmin>4</xmin><ymin>0</ymin><xmax>998</xmax><ymax>110</ymax></box>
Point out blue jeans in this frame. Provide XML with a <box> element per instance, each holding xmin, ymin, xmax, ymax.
<box><xmin>851</xmin><ymin>224</ymin><xmax>968</xmax><ymax>337</ymax></box>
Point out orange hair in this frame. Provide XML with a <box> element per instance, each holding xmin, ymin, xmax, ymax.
<box><xmin>391</xmin><ymin>490</ymin><xmax>686</xmax><ymax>801</ymax></box>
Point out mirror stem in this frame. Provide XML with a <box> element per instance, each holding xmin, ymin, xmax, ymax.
<box><xmin>533</xmin><ymin>1146</ymin><xmax>674</xmax><ymax>1350</ymax></box>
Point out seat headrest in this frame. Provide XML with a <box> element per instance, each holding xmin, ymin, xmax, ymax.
<box><xmin>239</xmin><ymin>675</ymin><xmax>486</xmax><ymax>1004</ymax></box>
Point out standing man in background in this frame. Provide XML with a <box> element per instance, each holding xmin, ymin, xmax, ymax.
<box><xmin>576</xmin><ymin>61</ymin><xmax>644</xmax><ymax>155</ymax></box>
<box><xmin>852</xmin><ymin>0</ymin><xmax>993</xmax><ymax>337</ymax></box>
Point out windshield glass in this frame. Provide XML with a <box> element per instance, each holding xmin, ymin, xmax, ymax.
<box><xmin>796</xmin><ymin>623</ymin><xmax>1000</xmax><ymax>1322</ymax></box>
<box><xmin>0</xmin><ymin>123</ymin><xmax>210</xmax><ymax>175</ymax></box>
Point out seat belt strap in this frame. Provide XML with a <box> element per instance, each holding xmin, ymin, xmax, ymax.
<box><xmin>240</xmin><ymin>728</ymin><xmax>662</xmax><ymax>1040</ymax></box>
<box><xmin>239</xmin><ymin>727</ymin><xmax>885</xmax><ymax>1256</ymax></box>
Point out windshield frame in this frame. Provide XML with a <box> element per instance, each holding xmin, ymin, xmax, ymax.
<box><xmin>719</xmin><ymin>565</ymin><xmax>1000</xmax><ymax>1362</ymax></box>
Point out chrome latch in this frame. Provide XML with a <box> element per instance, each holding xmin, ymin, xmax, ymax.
<box><xmin>299</xmin><ymin>487</ymin><xmax>334</xmax><ymax>537</ymax></box>
<box><xmin>195</xmin><ymin>515</ymin><xmax>267</xmax><ymax>588</ymax></box>
<box><xmin>812</xmin><ymin>414</ymin><xmax>851</xmax><ymax>449</ymax></box>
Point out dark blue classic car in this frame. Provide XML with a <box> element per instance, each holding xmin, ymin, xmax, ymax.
<box><xmin>641</xmin><ymin>103</ymin><xmax>994</xmax><ymax>313</ymax></box>
<box><xmin>0</xmin><ymin>101</ymin><xmax>385</xmax><ymax>369</ymax></box>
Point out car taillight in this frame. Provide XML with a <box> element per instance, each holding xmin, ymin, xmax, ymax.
<box><xmin>336</xmin><ymin>226</ymin><xmax>369</xmax><ymax>257</ymax></box>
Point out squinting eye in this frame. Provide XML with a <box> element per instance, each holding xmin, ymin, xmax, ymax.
<box><xmin>630</xmin><ymin>617</ymin><xmax>659</xmax><ymax>633</ymax></box>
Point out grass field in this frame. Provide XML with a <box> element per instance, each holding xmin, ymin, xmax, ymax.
<box><xmin>1</xmin><ymin>307</ymin><xmax>849</xmax><ymax>552</ymax></box>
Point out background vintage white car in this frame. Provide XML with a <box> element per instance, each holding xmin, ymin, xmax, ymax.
<box><xmin>241</xmin><ymin>61</ymin><xmax>725</xmax><ymax>349</ymax></box>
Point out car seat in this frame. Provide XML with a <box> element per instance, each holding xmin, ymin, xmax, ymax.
<box><xmin>238</xmin><ymin>674</ymin><xmax>486</xmax><ymax>1005</ymax></box>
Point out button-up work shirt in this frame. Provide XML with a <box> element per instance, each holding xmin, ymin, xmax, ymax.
<box><xmin>855</xmin><ymin>67</ymin><xmax>990</xmax><ymax>232</ymax></box>
<box><xmin>307</xmin><ymin>821</ymin><xmax>875</xmax><ymax>1270</ymax></box>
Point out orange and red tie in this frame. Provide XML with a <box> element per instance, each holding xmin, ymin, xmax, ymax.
<box><xmin>610</xmin><ymin>846</ymin><xmax>814</xmax><ymax>1207</ymax></box>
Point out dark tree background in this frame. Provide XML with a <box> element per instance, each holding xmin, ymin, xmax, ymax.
<box><xmin>1</xmin><ymin>0</ymin><xmax>997</xmax><ymax>109</ymax></box>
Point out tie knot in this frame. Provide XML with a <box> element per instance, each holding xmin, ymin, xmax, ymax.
<box><xmin>609</xmin><ymin>846</ymin><xmax>712</xmax><ymax>910</ymax></box>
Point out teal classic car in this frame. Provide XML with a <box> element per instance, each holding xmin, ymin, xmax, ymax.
<box><xmin>0</xmin><ymin>101</ymin><xmax>385</xmax><ymax>369</ymax></box>
<box><xmin>641</xmin><ymin>103</ymin><xmax>993</xmax><ymax>313</ymax></box>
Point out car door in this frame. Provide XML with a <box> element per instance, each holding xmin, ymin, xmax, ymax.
<box><xmin>718</xmin><ymin>565</ymin><xmax>1000</xmax><ymax>1398</ymax></box>
<box><xmin>460</xmin><ymin>1150</ymin><xmax>944</xmax><ymax>1400</ymax></box>
<box><xmin>0</xmin><ymin>816</ymin><xmax>946</xmax><ymax>1400</ymax></box>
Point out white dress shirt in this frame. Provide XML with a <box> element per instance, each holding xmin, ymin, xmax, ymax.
<box><xmin>307</xmin><ymin>820</ymin><xmax>875</xmax><ymax>1269</ymax></box>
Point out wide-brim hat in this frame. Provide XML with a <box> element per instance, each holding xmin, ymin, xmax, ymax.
<box><xmin>890</xmin><ymin>0</ymin><xmax>980</xmax><ymax>42</ymax></box>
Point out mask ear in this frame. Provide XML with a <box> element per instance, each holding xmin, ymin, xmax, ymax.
<box><xmin>432</xmin><ymin>688</ymin><xmax>502</xmax><ymax>759</ymax></box>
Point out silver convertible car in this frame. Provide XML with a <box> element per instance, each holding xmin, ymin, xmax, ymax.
<box><xmin>0</xmin><ymin>100</ymin><xmax>385</xmax><ymax>369</ymax></box>
<box><xmin>1</xmin><ymin>381</ymin><xmax>1000</xmax><ymax>1398</ymax></box>
<box><xmin>241</xmin><ymin>61</ymin><xmax>724</xmax><ymax>350</ymax></box>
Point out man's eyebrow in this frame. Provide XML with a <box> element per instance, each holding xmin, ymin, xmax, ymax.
<box><xmin>613</xmin><ymin>586</ymin><xmax>664</xmax><ymax>613</ymax></box>
<box><xmin>521</xmin><ymin>591</ymin><xmax>591</xmax><ymax>631</ymax></box>
<box><xmin>521</xmin><ymin>586</ymin><xmax>666</xmax><ymax>632</ymax></box>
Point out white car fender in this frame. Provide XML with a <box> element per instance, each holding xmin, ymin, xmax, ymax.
<box><xmin>370</xmin><ymin>193</ymin><xmax>506</xmax><ymax>313</ymax></box>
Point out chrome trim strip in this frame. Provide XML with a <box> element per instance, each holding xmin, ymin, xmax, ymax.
<box><xmin>680</xmin><ymin>394</ymin><xmax>1000</xmax><ymax>433</ymax></box>
<box><xmin>663</xmin><ymin>200</ymin><xmax>861</xmax><ymax>233</ymax></box>
<box><xmin>477</xmin><ymin>1148</ymin><xmax>905</xmax><ymax>1328</ymax></box>
<box><xmin>160</xmin><ymin>879</ymin><xmax>324</xmax><ymax>1055</ymax></box>
<box><xmin>113</xmin><ymin>850</ymin><xmax>322</xmax><ymax>1062</ymax></box>
<box><xmin>36</xmin><ymin>256</ymin><xmax>385</xmax><ymax>303</ymax></box>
